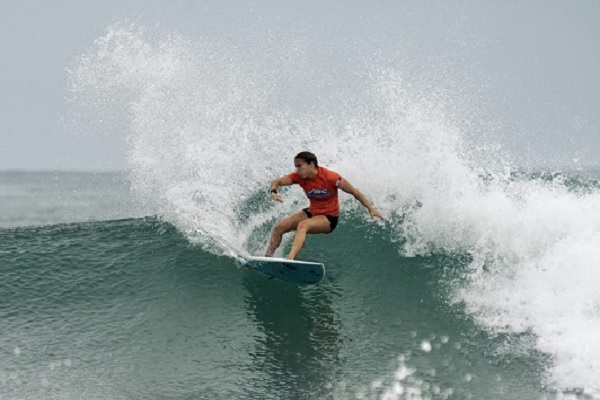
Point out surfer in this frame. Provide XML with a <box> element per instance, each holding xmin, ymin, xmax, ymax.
<box><xmin>265</xmin><ymin>151</ymin><xmax>385</xmax><ymax>260</ymax></box>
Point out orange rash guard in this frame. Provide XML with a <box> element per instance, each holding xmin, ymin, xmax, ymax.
<box><xmin>288</xmin><ymin>166</ymin><xmax>343</xmax><ymax>217</ymax></box>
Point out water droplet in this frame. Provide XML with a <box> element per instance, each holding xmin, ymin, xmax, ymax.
<box><xmin>420</xmin><ymin>340</ymin><xmax>432</xmax><ymax>352</ymax></box>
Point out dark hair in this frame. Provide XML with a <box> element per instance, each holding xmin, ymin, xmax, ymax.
<box><xmin>294</xmin><ymin>151</ymin><xmax>318</xmax><ymax>167</ymax></box>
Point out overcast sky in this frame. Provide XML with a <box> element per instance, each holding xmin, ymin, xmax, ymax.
<box><xmin>1</xmin><ymin>0</ymin><xmax>599</xmax><ymax>171</ymax></box>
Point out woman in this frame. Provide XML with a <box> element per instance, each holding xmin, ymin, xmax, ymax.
<box><xmin>265</xmin><ymin>151</ymin><xmax>385</xmax><ymax>259</ymax></box>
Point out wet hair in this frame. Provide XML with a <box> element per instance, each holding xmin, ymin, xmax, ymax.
<box><xmin>294</xmin><ymin>151</ymin><xmax>318</xmax><ymax>167</ymax></box>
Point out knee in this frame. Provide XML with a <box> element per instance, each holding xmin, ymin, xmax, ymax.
<box><xmin>296</xmin><ymin>220</ymin><xmax>309</xmax><ymax>232</ymax></box>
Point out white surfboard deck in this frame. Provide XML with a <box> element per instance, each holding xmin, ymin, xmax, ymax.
<box><xmin>243</xmin><ymin>256</ymin><xmax>325</xmax><ymax>285</ymax></box>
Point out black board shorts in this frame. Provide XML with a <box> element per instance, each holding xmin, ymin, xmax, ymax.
<box><xmin>302</xmin><ymin>208</ymin><xmax>338</xmax><ymax>233</ymax></box>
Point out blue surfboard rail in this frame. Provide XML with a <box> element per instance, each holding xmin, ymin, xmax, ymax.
<box><xmin>243</xmin><ymin>256</ymin><xmax>325</xmax><ymax>285</ymax></box>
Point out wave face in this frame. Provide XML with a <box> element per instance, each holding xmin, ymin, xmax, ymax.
<box><xmin>27</xmin><ymin>23</ymin><xmax>600</xmax><ymax>398</ymax></box>
<box><xmin>0</xmin><ymin>217</ymin><xmax>583</xmax><ymax>399</ymax></box>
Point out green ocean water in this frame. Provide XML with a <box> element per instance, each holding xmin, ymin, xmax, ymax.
<box><xmin>0</xmin><ymin>215</ymin><xmax>564</xmax><ymax>399</ymax></box>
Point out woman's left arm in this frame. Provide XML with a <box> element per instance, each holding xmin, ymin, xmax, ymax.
<box><xmin>339</xmin><ymin>179</ymin><xmax>385</xmax><ymax>220</ymax></box>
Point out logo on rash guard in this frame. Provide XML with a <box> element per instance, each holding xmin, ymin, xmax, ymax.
<box><xmin>306</xmin><ymin>188</ymin><xmax>330</xmax><ymax>198</ymax></box>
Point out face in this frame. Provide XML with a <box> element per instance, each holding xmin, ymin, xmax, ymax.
<box><xmin>294</xmin><ymin>158</ymin><xmax>313</xmax><ymax>178</ymax></box>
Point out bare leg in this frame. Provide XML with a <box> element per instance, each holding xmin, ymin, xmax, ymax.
<box><xmin>265</xmin><ymin>211</ymin><xmax>308</xmax><ymax>256</ymax></box>
<box><xmin>287</xmin><ymin>215</ymin><xmax>332</xmax><ymax>260</ymax></box>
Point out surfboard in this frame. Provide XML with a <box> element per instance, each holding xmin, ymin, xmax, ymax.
<box><xmin>242</xmin><ymin>256</ymin><xmax>325</xmax><ymax>285</ymax></box>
